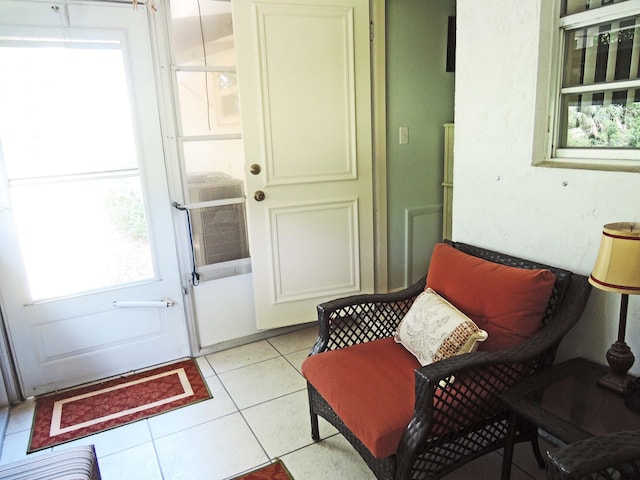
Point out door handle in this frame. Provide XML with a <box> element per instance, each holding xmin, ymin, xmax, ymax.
<box><xmin>254</xmin><ymin>190</ymin><xmax>266</xmax><ymax>202</ymax></box>
<box><xmin>113</xmin><ymin>298</ymin><xmax>176</xmax><ymax>308</ymax></box>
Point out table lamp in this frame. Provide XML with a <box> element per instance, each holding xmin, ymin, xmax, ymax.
<box><xmin>589</xmin><ymin>222</ymin><xmax>640</xmax><ymax>394</ymax></box>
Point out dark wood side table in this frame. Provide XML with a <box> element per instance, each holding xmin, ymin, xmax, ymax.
<box><xmin>500</xmin><ymin>357</ymin><xmax>640</xmax><ymax>480</ymax></box>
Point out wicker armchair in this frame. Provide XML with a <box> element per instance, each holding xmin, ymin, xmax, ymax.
<box><xmin>545</xmin><ymin>430</ymin><xmax>640</xmax><ymax>479</ymax></box>
<box><xmin>303</xmin><ymin>241</ymin><xmax>592</xmax><ymax>480</ymax></box>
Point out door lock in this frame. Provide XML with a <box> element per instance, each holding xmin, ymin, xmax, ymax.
<box><xmin>249</xmin><ymin>164</ymin><xmax>261</xmax><ymax>175</ymax></box>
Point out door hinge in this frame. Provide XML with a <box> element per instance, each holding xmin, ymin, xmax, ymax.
<box><xmin>370</xmin><ymin>21</ymin><xmax>374</xmax><ymax>42</ymax></box>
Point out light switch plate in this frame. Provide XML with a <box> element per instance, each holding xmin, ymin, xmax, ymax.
<box><xmin>399</xmin><ymin>126</ymin><xmax>409</xmax><ymax>144</ymax></box>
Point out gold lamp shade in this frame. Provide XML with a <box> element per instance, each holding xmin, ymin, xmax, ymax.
<box><xmin>589</xmin><ymin>222</ymin><xmax>640</xmax><ymax>393</ymax></box>
<box><xmin>589</xmin><ymin>222</ymin><xmax>640</xmax><ymax>295</ymax></box>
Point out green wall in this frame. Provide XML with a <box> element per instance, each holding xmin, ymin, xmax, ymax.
<box><xmin>386</xmin><ymin>0</ymin><xmax>455</xmax><ymax>290</ymax></box>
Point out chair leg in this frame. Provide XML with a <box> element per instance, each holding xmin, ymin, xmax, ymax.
<box><xmin>531</xmin><ymin>435</ymin><xmax>545</xmax><ymax>469</ymax></box>
<box><xmin>306</xmin><ymin>385</ymin><xmax>321</xmax><ymax>441</ymax></box>
<box><xmin>501</xmin><ymin>412</ymin><xmax>518</xmax><ymax>480</ymax></box>
<box><xmin>310</xmin><ymin>411</ymin><xmax>320</xmax><ymax>441</ymax></box>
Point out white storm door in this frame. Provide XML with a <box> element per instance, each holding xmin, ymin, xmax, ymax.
<box><xmin>233</xmin><ymin>0</ymin><xmax>375</xmax><ymax>329</ymax></box>
<box><xmin>0</xmin><ymin>1</ymin><xmax>189</xmax><ymax>396</ymax></box>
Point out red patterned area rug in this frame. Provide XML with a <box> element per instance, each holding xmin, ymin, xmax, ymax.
<box><xmin>231</xmin><ymin>460</ymin><xmax>294</xmax><ymax>480</ymax></box>
<box><xmin>28</xmin><ymin>358</ymin><xmax>211</xmax><ymax>453</ymax></box>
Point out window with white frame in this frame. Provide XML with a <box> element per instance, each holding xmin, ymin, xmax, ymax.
<box><xmin>551</xmin><ymin>0</ymin><xmax>640</xmax><ymax>168</ymax></box>
<box><xmin>169</xmin><ymin>0</ymin><xmax>251</xmax><ymax>281</ymax></box>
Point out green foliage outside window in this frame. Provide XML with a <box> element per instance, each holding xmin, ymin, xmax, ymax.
<box><xmin>107</xmin><ymin>186</ymin><xmax>149</xmax><ymax>241</ymax></box>
<box><xmin>566</xmin><ymin>102</ymin><xmax>640</xmax><ymax>148</ymax></box>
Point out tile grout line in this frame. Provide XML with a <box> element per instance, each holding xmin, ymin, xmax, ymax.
<box><xmin>215</xmin><ymin>347</ymin><xmax>289</xmax><ymax>475</ymax></box>
<box><xmin>202</xmin><ymin>353</ymin><xmax>272</xmax><ymax>468</ymax></box>
<box><xmin>146</xmin><ymin>419</ymin><xmax>166</xmax><ymax>480</ymax></box>
<box><xmin>213</xmin><ymin>344</ymin><xmax>317</xmax><ymax>472</ymax></box>
<box><xmin>196</xmin><ymin>338</ymin><xmax>316</xmax><ymax>476</ymax></box>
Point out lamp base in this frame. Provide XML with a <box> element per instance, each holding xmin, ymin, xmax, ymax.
<box><xmin>598</xmin><ymin>371</ymin><xmax>634</xmax><ymax>394</ymax></box>
<box><xmin>599</xmin><ymin>339</ymin><xmax>635</xmax><ymax>394</ymax></box>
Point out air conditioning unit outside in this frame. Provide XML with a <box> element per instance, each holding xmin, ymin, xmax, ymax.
<box><xmin>188</xmin><ymin>172</ymin><xmax>249</xmax><ymax>267</ymax></box>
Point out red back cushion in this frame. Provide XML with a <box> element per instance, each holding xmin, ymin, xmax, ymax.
<box><xmin>426</xmin><ymin>243</ymin><xmax>556</xmax><ymax>352</ymax></box>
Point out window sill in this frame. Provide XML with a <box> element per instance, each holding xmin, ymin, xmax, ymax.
<box><xmin>535</xmin><ymin>157</ymin><xmax>640</xmax><ymax>173</ymax></box>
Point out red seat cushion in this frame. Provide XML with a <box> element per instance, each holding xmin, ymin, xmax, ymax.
<box><xmin>302</xmin><ymin>337</ymin><xmax>420</xmax><ymax>458</ymax></box>
<box><xmin>302</xmin><ymin>337</ymin><xmax>522</xmax><ymax>460</ymax></box>
<box><xmin>426</xmin><ymin>243</ymin><xmax>556</xmax><ymax>352</ymax></box>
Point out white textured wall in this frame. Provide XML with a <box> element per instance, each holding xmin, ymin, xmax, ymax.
<box><xmin>454</xmin><ymin>0</ymin><xmax>640</xmax><ymax>371</ymax></box>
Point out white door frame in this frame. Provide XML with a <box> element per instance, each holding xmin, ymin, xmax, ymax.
<box><xmin>148</xmin><ymin>0</ymin><xmax>202</xmax><ymax>357</ymax></box>
<box><xmin>371</xmin><ymin>0</ymin><xmax>387</xmax><ymax>292</ymax></box>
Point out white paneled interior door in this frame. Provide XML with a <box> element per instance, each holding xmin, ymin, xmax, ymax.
<box><xmin>0</xmin><ymin>1</ymin><xmax>189</xmax><ymax>396</ymax></box>
<box><xmin>233</xmin><ymin>0</ymin><xmax>375</xmax><ymax>329</ymax></box>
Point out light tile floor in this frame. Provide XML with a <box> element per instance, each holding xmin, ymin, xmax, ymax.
<box><xmin>0</xmin><ymin>326</ymin><xmax>549</xmax><ymax>479</ymax></box>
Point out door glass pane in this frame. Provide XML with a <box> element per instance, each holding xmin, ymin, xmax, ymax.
<box><xmin>171</xmin><ymin>0</ymin><xmax>234</xmax><ymax>66</ymax></box>
<box><xmin>183</xmin><ymin>139</ymin><xmax>245</xmax><ymax>185</ymax></box>
<box><xmin>176</xmin><ymin>71</ymin><xmax>240</xmax><ymax>136</ymax></box>
<box><xmin>191</xmin><ymin>203</ymin><xmax>249</xmax><ymax>267</ymax></box>
<box><xmin>0</xmin><ymin>39</ymin><xmax>154</xmax><ymax>301</ymax></box>
<box><xmin>188</xmin><ymin>173</ymin><xmax>247</xmax><ymax>268</ymax></box>
<box><xmin>0</xmin><ymin>44</ymin><xmax>137</xmax><ymax>179</ymax></box>
<box><xmin>10</xmin><ymin>177</ymin><xmax>153</xmax><ymax>300</ymax></box>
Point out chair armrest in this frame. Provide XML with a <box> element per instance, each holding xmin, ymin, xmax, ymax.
<box><xmin>545</xmin><ymin>431</ymin><xmax>640</xmax><ymax>479</ymax></box>
<box><xmin>309</xmin><ymin>277</ymin><xmax>426</xmax><ymax>355</ymax></box>
<box><xmin>395</xmin><ymin>350</ymin><xmax>546</xmax><ymax>479</ymax></box>
<box><xmin>415</xmin><ymin>352</ymin><xmax>532</xmax><ymax>424</ymax></box>
<box><xmin>395</xmin><ymin>350</ymin><xmax>520</xmax><ymax>478</ymax></box>
<box><xmin>395</xmin><ymin>274</ymin><xmax>591</xmax><ymax>478</ymax></box>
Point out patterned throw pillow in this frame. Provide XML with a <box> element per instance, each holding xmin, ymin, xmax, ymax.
<box><xmin>394</xmin><ymin>288</ymin><xmax>488</xmax><ymax>366</ymax></box>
